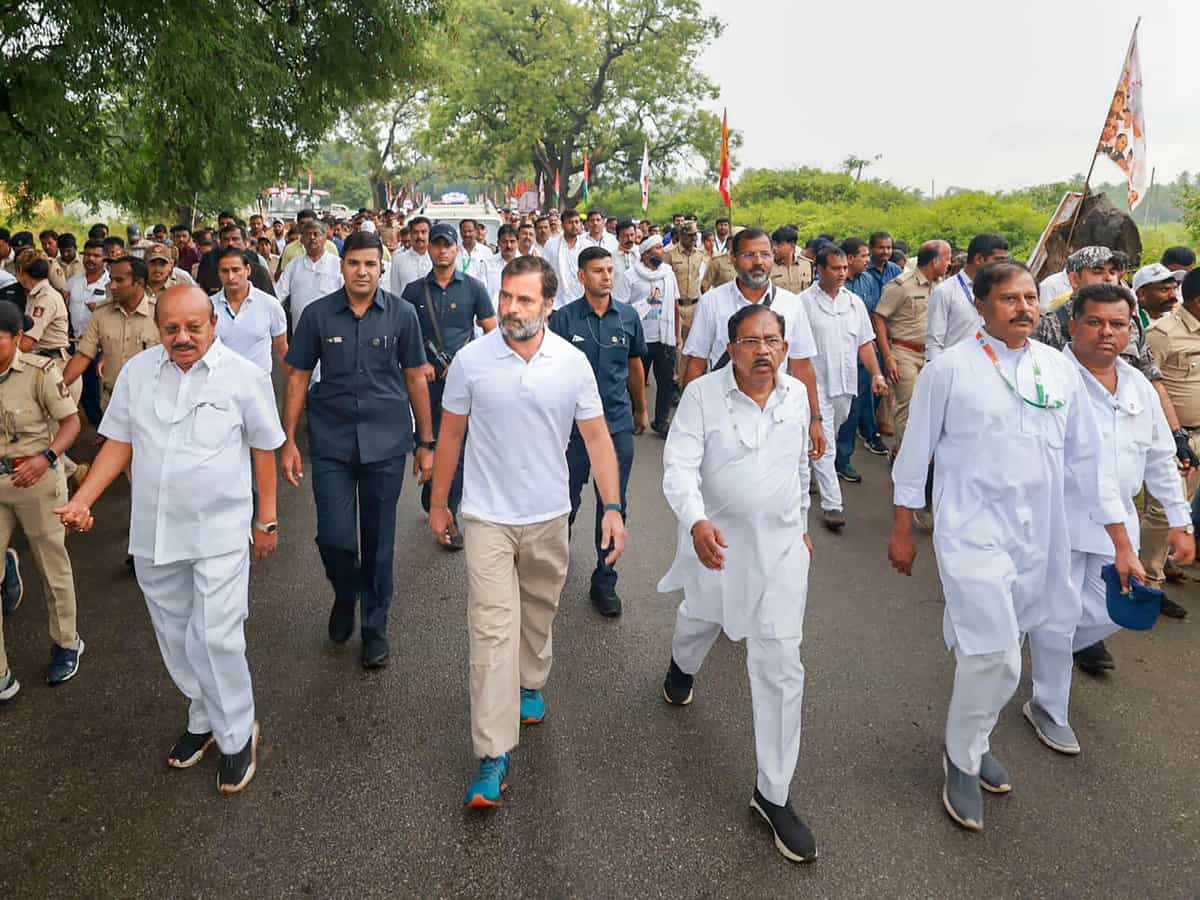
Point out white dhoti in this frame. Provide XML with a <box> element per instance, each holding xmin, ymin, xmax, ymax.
<box><xmin>810</xmin><ymin>392</ymin><xmax>853</xmax><ymax>512</ymax></box>
<box><xmin>672</xmin><ymin>612</ymin><xmax>805</xmax><ymax>806</ymax></box>
<box><xmin>945</xmin><ymin>645</ymin><xmax>1021</xmax><ymax>775</ymax></box>
<box><xmin>135</xmin><ymin>546</ymin><xmax>255</xmax><ymax>753</ymax></box>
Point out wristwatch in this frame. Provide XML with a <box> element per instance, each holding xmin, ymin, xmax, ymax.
<box><xmin>42</xmin><ymin>448</ymin><xmax>58</xmax><ymax>467</ymax></box>
<box><xmin>255</xmin><ymin>521</ymin><xmax>278</xmax><ymax>535</ymax></box>
<box><xmin>416</xmin><ymin>439</ymin><xmax>437</xmax><ymax>450</ymax></box>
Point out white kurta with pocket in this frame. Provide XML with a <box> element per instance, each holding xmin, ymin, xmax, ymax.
<box><xmin>658</xmin><ymin>366</ymin><xmax>812</xmax><ymax>641</ymax></box>
<box><xmin>892</xmin><ymin>333</ymin><xmax>1125</xmax><ymax>655</ymax></box>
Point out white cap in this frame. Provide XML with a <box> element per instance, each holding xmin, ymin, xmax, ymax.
<box><xmin>1132</xmin><ymin>263</ymin><xmax>1185</xmax><ymax>293</ymax></box>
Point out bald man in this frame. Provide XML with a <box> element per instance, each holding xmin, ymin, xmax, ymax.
<box><xmin>57</xmin><ymin>286</ymin><xmax>285</xmax><ymax>795</ymax></box>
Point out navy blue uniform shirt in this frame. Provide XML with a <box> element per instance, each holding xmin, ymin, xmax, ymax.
<box><xmin>401</xmin><ymin>268</ymin><xmax>495</xmax><ymax>358</ymax></box>
<box><xmin>549</xmin><ymin>295</ymin><xmax>647</xmax><ymax>434</ymax></box>
<box><xmin>285</xmin><ymin>287</ymin><xmax>426</xmax><ymax>463</ymax></box>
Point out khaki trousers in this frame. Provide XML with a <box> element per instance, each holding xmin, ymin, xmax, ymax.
<box><xmin>0</xmin><ymin>467</ymin><xmax>77</xmax><ymax>676</ymax></box>
<box><xmin>890</xmin><ymin>345</ymin><xmax>925</xmax><ymax>451</ymax></box>
<box><xmin>675</xmin><ymin>302</ymin><xmax>697</xmax><ymax>382</ymax></box>
<box><xmin>1139</xmin><ymin>433</ymin><xmax>1200</xmax><ymax>584</ymax></box>
<box><xmin>464</xmin><ymin>513</ymin><xmax>569</xmax><ymax>759</ymax></box>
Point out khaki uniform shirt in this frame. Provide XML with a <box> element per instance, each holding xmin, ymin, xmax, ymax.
<box><xmin>1147</xmin><ymin>307</ymin><xmax>1200</xmax><ymax>427</ymax></box>
<box><xmin>876</xmin><ymin>268</ymin><xmax>934</xmax><ymax>347</ymax></box>
<box><xmin>48</xmin><ymin>256</ymin><xmax>84</xmax><ymax>295</ymax></box>
<box><xmin>770</xmin><ymin>259</ymin><xmax>813</xmax><ymax>295</ymax></box>
<box><xmin>701</xmin><ymin>252</ymin><xmax>736</xmax><ymax>294</ymax></box>
<box><xmin>0</xmin><ymin>353</ymin><xmax>77</xmax><ymax>457</ymax></box>
<box><xmin>145</xmin><ymin>268</ymin><xmax>195</xmax><ymax>301</ymax></box>
<box><xmin>665</xmin><ymin>245</ymin><xmax>706</xmax><ymax>300</ymax></box>
<box><xmin>76</xmin><ymin>294</ymin><xmax>160</xmax><ymax>401</ymax></box>
<box><xmin>24</xmin><ymin>281</ymin><xmax>71</xmax><ymax>353</ymax></box>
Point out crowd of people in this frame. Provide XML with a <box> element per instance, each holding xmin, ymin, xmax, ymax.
<box><xmin>0</xmin><ymin>203</ymin><xmax>1197</xmax><ymax>861</ymax></box>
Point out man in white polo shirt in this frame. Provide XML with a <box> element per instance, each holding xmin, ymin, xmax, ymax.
<box><xmin>681</xmin><ymin>227</ymin><xmax>825</xmax><ymax>458</ymax></box>
<box><xmin>427</xmin><ymin>254</ymin><xmax>628</xmax><ymax>809</ymax></box>
<box><xmin>212</xmin><ymin>247</ymin><xmax>288</xmax><ymax>372</ymax></box>
<box><xmin>276</xmin><ymin>220</ymin><xmax>343</xmax><ymax>331</ymax></box>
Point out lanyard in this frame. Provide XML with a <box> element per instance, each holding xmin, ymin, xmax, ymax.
<box><xmin>957</xmin><ymin>272</ymin><xmax>973</xmax><ymax>305</ymax></box>
<box><xmin>975</xmin><ymin>331</ymin><xmax>1063</xmax><ymax>410</ymax></box>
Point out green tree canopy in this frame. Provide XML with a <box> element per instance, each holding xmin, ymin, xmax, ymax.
<box><xmin>1</xmin><ymin>0</ymin><xmax>446</xmax><ymax>218</ymax></box>
<box><xmin>422</xmin><ymin>0</ymin><xmax>733</xmax><ymax>206</ymax></box>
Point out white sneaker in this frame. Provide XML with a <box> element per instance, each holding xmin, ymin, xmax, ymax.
<box><xmin>0</xmin><ymin>670</ymin><xmax>20</xmax><ymax>701</ymax></box>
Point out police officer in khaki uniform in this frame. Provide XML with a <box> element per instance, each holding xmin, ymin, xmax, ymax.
<box><xmin>0</xmin><ymin>301</ymin><xmax>85</xmax><ymax>702</ymax></box>
<box><xmin>769</xmin><ymin>226</ymin><xmax>813</xmax><ymax>295</ymax></box>
<box><xmin>873</xmin><ymin>240</ymin><xmax>950</xmax><ymax>453</ymax></box>
<box><xmin>48</xmin><ymin>234</ymin><xmax>84</xmax><ymax>296</ymax></box>
<box><xmin>664</xmin><ymin>223</ymin><xmax>706</xmax><ymax>383</ymax></box>
<box><xmin>63</xmin><ymin>256</ymin><xmax>160</xmax><ymax>410</ymax></box>
<box><xmin>1141</xmin><ymin>269</ymin><xmax>1200</xmax><ymax>618</ymax></box>
<box><xmin>701</xmin><ymin>244</ymin><xmax>737</xmax><ymax>294</ymax></box>
<box><xmin>145</xmin><ymin>243</ymin><xmax>195</xmax><ymax>299</ymax></box>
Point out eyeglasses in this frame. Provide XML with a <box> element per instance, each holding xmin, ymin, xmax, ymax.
<box><xmin>733</xmin><ymin>336</ymin><xmax>784</xmax><ymax>349</ymax></box>
<box><xmin>738</xmin><ymin>251</ymin><xmax>773</xmax><ymax>262</ymax></box>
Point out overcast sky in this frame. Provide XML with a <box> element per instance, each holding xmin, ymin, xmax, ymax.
<box><xmin>698</xmin><ymin>0</ymin><xmax>1196</xmax><ymax>194</ymax></box>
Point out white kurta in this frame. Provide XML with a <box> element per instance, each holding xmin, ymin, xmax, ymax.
<box><xmin>925</xmin><ymin>272</ymin><xmax>981</xmax><ymax>362</ymax></box>
<box><xmin>544</xmin><ymin>235</ymin><xmax>586</xmax><ymax>303</ymax></box>
<box><xmin>658</xmin><ymin>366</ymin><xmax>812</xmax><ymax>640</ymax></box>
<box><xmin>799</xmin><ymin>283</ymin><xmax>874</xmax><ymax>398</ymax></box>
<box><xmin>893</xmin><ymin>333</ymin><xmax>1125</xmax><ymax>655</ymax></box>
<box><xmin>620</xmin><ymin>264</ymin><xmax>678</xmax><ymax>346</ymax></box>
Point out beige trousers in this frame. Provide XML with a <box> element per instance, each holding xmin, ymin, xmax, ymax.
<box><xmin>0</xmin><ymin>467</ymin><xmax>77</xmax><ymax>676</ymax></box>
<box><xmin>464</xmin><ymin>513</ymin><xmax>569</xmax><ymax>759</ymax></box>
<box><xmin>890</xmin><ymin>345</ymin><xmax>925</xmax><ymax>451</ymax></box>
<box><xmin>675</xmin><ymin>302</ymin><xmax>697</xmax><ymax>382</ymax></box>
<box><xmin>1139</xmin><ymin>432</ymin><xmax>1200</xmax><ymax>583</ymax></box>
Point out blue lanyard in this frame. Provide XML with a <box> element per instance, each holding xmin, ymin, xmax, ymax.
<box><xmin>957</xmin><ymin>272</ymin><xmax>973</xmax><ymax>304</ymax></box>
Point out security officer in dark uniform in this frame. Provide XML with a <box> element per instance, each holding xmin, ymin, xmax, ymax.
<box><xmin>401</xmin><ymin>223</ymin><xmax>496</xmax><ymax>548</ymax></box>
<box><xmin>281</xmin><ymin>231</ymin><xmax>435</xmax><ymax>669</ymax></box>
<box><xmin>549</xmin><ymin>246</ymin><xmax>648</xmax><ymax>617</ymax></box>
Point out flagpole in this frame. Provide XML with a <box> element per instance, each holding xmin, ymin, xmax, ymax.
<box><xmin>1066</xmin><ymin>17</ymin><xmax>1141</xmax><ymax>249</ymax></box>
<box><xmin>1143</xmin><ymin>165</ymin><xmax>1156</xmax><ymax>226</ymax></box>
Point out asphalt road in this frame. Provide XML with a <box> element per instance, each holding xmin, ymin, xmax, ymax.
<box><xmin>1</xmin><ymin>408</ymin><xmax>1198</xmax><ymax>899</ymax></box>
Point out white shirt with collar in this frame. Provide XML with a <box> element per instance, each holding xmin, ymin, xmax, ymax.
<box><xmin>483</xmin><ymin>254</ymin><xmax>519</xmax><ymax>303</ymax></box>
<box><xmin>543</xmin><ymin>234</ymin><xmax>586</xmax><ymax>303</ymax></box>
<box><xmin>441</xmin><ymin>327</ymin><xmax>604</xmax><ymax>525</ymax></box>
<box><xmin>799</xmin><ymin>283</ymin><xmax>875</xmax><ymax>398</ymax></box>
<box><xmin>66</xmin><ymin>270</ymin><xmax>110</xmax><ymax>338</ymax></box>
<box><xmin>658</xmin><ymin>365</ymin><xmax>812</xmax><ymax>640</ymax></box>
<box><xmin>460</xmin><ymin>241</ymin><xmax>493</xmax><ymax>278</ymax></box>
<box><xmin>213</xmin><ymin>285</ymin><xmax>287</xmax><ymax>373</ymax></box>
<box><xmin>1063</xmin><ymin>344</ymin><xmax>1189</xmax><ymax>555</ymax></box>
<box><xmin>1039</xmin><ymin>270</ymin><xmax>1071</xmax><ymax>312</ymax></box>
<box><xmin>389</xmin><ymin>248</ymin><xmax>433</xmax><ymax>298</ymax></box>
<box><xmin>276</xmin><ymin>250</ymin><xmax>343</xmax><ymax>328</ymax></box>
<box><xmin>683</xmin><ymin>279</ymin><xmax>817</xmax><ymax>369</ymax></box>
<box><xmin>925</xmin><ymin>270</ymin><xmax>982</xmax><ymax>362</ymax></box>
<box><xmin>99</xmin><ymin>339</ymin><xmax>285</xmax><ymax>566</ymax></box>
<box><xmin>581</xmin><ymin>231</ymin><xmax>620</xmax><ymax>254</ymax></box>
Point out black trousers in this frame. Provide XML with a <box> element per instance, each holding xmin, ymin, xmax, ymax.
<box><xmin>643</xmin><ymin>342</ymin><xmax>676</xmax><ymax>426</ymax></box>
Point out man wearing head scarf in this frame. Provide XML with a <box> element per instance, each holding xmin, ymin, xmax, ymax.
<box><xmin>615</xmin><ymin>234</ymin><xmax>679</xmax><ymax>435</ymax></box>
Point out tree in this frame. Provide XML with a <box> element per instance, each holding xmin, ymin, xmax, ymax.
<box><xmin>340</xmin><ymin>91</ymin><xmax>437</xmax><ymax>211</ymax></box>
<box><xmin>840</xmin><ymin>154</ymin><xmax>881</xmax><ymax>182</ymax></box>
<box><xmin>422</xmin><ymin>0</ymin><xmax>733</xmax><ymax>206</ymax></box>
<box><xmin>1</xmin><ymin>0</ymin><xmax>446</xmax><ymax>218</ymax></box>
<box><xmin>1175</xmin><ymin>184</ymin><xmax>1200</xmax><ymax>243</ymax></box>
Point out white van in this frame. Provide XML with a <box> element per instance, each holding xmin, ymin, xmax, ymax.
<box><xmin>419</xmin><ymin>202</ymin><xmax>504</xmax><ymax>246</ymax></box>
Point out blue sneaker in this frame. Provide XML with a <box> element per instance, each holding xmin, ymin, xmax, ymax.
<box><xmin>520</xmin><ymin>687</ymin><xmax>546</xmax><ymax>725</ymax></box>
<box><xmin>465</xmin><ymin>754</ymin><xmax>510</xmax><ymax>808</ymax></box>
<box><xmin>47</xmin><ymin>638</ymin><xmax>84</xmax><ymax>686</ymax></box>
<box><xmin>0</xmin><ymin>670</ymin><xmax>19</xmax><ymax>702</ymax></box>
<box><xmin>2</xmin><ymin>548</ymin><xmax>23</xmax><ymax>614</ymax></box>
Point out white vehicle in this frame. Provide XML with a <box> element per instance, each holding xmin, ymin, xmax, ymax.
<box><xmin>420</xmin><ymin>201</ymin><xmax>503</xmax><ymax>245</ymax></box>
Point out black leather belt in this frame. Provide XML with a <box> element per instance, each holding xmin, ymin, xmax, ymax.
<box><xmin>35</xmin><ymin>348</ymin><xmax>66</xmax><ymax>359</ymax></box>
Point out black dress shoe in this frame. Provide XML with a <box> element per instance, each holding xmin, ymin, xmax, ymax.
<box><xmin>328</xmin><ymin>605</ymin><xmax>355</xmax><ymax>644</ymax></box>
<box><xmin>1160</xmin><ymin>593</ymin><xmax>1188</xmax><ymax>619</ymax></box>
<box><xmin>750</xmin><ymin>788</ymin><xmax>818</xmax><ymax>863</ymax></box>
<box><xmin>167</xmin><ymin>729</ymin><xmax>215</xmax><ymax>769</ymax></box>
<box><xmin>217</xmin><ymin>722</ymin><xmax>259</xmax><ymax>795</ymax></box>
<box><xmin>650</xmin><ymin>420</ymin><xmax>670</xmax><ymax>437</ymax></box>
<box><xmin>589</xmin><ymin>587</ymin><xmax>622</xmax><ymax>617</ymax></box>
<box><xmin>361</xmin><ymin>635</ymin><xmax>390</xmax><ymax>668</ymax></box>
<box><xmin>1073</xmin><ymin>640</ymin><xmax>1114</xmax><ymax>674</ymax></box>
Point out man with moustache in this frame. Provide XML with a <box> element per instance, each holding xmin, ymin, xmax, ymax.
<box><xmin>389</xmin><ymin>216</ymin><xmax>433</xmax><ymax>298</ymax></box>
<box><xmin>57</xmin><ymin>285</ymin><xmax>284</xmax><ymax>795</ymax></box>
<box><xmin>543</xmin><ymin>209</ymin><xmax>587</xmax><ymax>304</ymax></box>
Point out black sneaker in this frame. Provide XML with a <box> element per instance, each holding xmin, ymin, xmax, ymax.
<box><xmin>217</xmin><ymin>722</ymin><xmax>259</xmax><ymax>795</ymax></box>
<box><xmin>750</xmin><ymin>788</ymin><xmax>818</xmax><ymax>863</ymax></box>
<box><xmin>167</xmin><ymin>729</ymin><xmax>215</xmax><ymax>768</ymax></box>
<box><xmin>361</xmin><ymin>635</ymin><xmax>390</xmax><ymax>669</ymax></box>
<box><xmin>864</xmin><ymin>435</ymin><xmax>889</xmax><ymax>456</ymax></box>
<box><xmin>822</xmin><ymin>509</ymin><xmax>846</xmax><ymax>531</ymax></box>
<box><xmin>835</xmin><ymin>465</ymin><xmax>862</xmax><ymax>484</ymax></box>
<box><xmin>328</xmin><ymin>604</ymin><xmax>355</xmax><ymax>644</ymax></box>
<box><xmin>650</xmin><ymin>420</ymin><xmax>670</xmax><ymax>437</ymax></box>
<box><xmin>589</xmin><ymin>587</ymin><xmax>622</xmax><ymax>618</ymax></box>
<box><xmin>1160</xmin><ymin>593</ymin><xmax>1188</xmax><ymax>619</ymax></box>
<box><xmin>1074</xmin><ymin>640</ymin><xmax>1114</xmax><ymax>674</ymax></box>
<box><xmin>662</xmin><ymin>658</ymin><xmax>694</xmax><ymax>705</ymax></box>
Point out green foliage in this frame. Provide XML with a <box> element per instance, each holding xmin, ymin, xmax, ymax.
<box><xmin>421</xmin><ymin>0</ymin><xmax>730</xmax><ymax>204</ymax></box>
<box><xmin>1140</xmin><ymin>223</ymin><xmax>1192</xmax><ymax>267</ymax></box>
<box><xmin>1</xmin><ymin>0</ymin><xmax>446</xmax><ymax>218</ymax></box>
<box><xmin>1175</xmin><ymin>184</ymin><xmax>1200</xmax><ymax>244</ymax></box>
